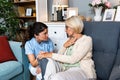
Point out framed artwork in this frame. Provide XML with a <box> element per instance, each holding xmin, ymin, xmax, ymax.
<box><xmin>103</xmin><ymin>9</ymin><xmax>116</xmax><ymax>21</ymax></box>
<box><xmin>26</xmin><ymin>8</ymin><xmax>32</xmax><ymax>16</ymax></box>
<box><xmin>67</xmin><ymin>7</ymin><xmax>78</xmax><ymax>18</ymax></box>
<box><xmin>114</xmin><ymin>6</ymin><xmax>120</xmax><ymax>21</ymax></box>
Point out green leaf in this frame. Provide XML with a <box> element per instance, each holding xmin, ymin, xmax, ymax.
<box><xmin>0</xmin><ymin>0</ymin><xmax>19</xmax><ymax>40</ymax></box>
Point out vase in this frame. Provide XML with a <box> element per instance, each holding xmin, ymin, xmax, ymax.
<box><xmin>94</xmin><ymin>7</ymin><xmax>102</xmax><ymax>21</ymax></box>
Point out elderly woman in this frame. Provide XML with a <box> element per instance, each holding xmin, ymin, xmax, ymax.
<box><xmin>38</xmin><ymin>16</ymin><xmax>96</xmax><ymax>80</ymax></box>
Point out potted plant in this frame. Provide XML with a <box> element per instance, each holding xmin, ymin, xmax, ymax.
<box><xmin>88</xmin><ymin>0</ymin><xmax>111</xmax><ymax>21</ymax></box>
<box><xmin>0</xmin><ymin>0</ymin><xmax>19</xmax><ymax>40</ymax></box>
<box><xmin>88</xmin><ymin>0</ymin><xmax>111</xmax><ymax>8</ymax></box>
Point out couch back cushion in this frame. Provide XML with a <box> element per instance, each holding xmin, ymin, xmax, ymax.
<box><xmin>109</xmin><ymin>36</ymin><xmax>120</xmax><ymax>80</ymax></box>
<box><xmin>0</xmin><ymin>36</ymin><xmax>17</xmax><ymax>63</ymax></box>
<box><xmin>83</xmin><ymin>22</ymin><xmax>120</xmax><ymax>80</ymax></box>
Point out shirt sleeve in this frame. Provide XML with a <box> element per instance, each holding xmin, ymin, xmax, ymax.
<box><xmin>25</xmin><ymin>41</ymin><xmax>34</xmax><ymax>55</ymax></box>
<box><xmin>52</xmin><ymin>36</ymin><xmax>92</xmax><ymax>64</ymax></box>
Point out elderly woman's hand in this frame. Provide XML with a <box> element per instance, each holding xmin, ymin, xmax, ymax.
<box><xmin>64</xmin><ymin>37</ymin><xmax>77</xmax><ymax>48</ymax></box>
<box><xmin>37</xmin><ymin>52</ymin><xmax>52</xmax><ymax>59</ymax></box>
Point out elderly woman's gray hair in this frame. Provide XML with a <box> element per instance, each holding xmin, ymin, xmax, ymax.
<box><xmin>65</xmin><ymin>16</ymin><xmax>84</xmax><ymax>33</ymax></box>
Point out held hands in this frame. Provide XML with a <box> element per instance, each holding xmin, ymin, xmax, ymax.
<box><xmin>37</xmin><ymin>51</ymin><xmax>52</xmax><ymax>59</ymax></box>
<box><xmin>64</xmin><ymin>37</ymin><xmax>77</xmax><ymax>48</ymax></box>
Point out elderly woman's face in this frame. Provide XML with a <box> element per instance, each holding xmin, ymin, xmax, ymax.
<box><xmin>65</xmin><ymin>26</ymin><xmax>74</xmax><ymax>37</ymax></box>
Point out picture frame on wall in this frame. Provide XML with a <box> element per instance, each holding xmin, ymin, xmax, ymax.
<box><xmin>26</xmin><ymin>8</ymin><xmax>32</xmax><ymax>16</ymax></box>
<box><xmin>114</xmin><ymin>6</ymin><xmax>120</xmax><ymax>21</ymax></box>
<box><xmin>103</xmin><ymin>9</ymin><xmax>116</xmax><ymax>21</ymax></box>
<box><xmin>67</xmin><ymin>7</ymin><xmax>78</xmax><ymax>19</ymax></box>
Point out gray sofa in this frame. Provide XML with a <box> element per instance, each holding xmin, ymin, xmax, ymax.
<box><xmin>0</xmin><ymin>41</ymin><xmax>30</xmax><ymax>80</ymax></box>
<box><xmin>83</xmin><ymin>21</ymin><xmax>120</xmax><ymax>80</ymax></box>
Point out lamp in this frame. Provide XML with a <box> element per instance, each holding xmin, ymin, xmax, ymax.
<box><xmin>52</xmin><ymin>0</ymin><xmax>68</xmax><ymax>21</ymax></box>
<box><xmin>53</xmin><ymin>0</ymin><xmax>68</xmax><ymax>7</ymax></box>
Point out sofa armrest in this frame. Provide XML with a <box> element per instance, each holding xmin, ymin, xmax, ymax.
<box><xmin>9</xmin><ymin>41</ymin><xmax>23</xmax><ymax>62</ymax></box>
<box><xmin>9</xmin><ymin>41</ymin><xmax>30</xmax><ymax>80</ymax></box>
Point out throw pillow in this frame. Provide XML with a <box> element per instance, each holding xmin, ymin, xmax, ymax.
<box><xmin>0</xmin><ymin>36</ymin><xmax>17</xmax><ymax>63</ymax></box>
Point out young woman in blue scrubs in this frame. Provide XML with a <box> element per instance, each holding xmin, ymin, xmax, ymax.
<box><xmin>23</xmin><ymin>22</ymin><xmax>54</xmax><ymax>80</ymax></box>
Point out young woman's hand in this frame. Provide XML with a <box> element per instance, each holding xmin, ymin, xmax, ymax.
<box><xmin>36</xmin><ymin>66</ymin><xmax>41</xmax><ymax>74</ymax></box>
<box><xmin>37</xmin><ymin>52</ymin><xmax>52</xmax><ymax>59</ymax></box>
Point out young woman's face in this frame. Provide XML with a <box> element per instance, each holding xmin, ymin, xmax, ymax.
<box><xmin>65</xmin><ymin>26</ymin><xmax>74</xmax><ymax>37</ymax></box>
<box><xmin>35</xmin><ymin>29</ymin><xmax>48</xmax><ymax>42</ymax></box>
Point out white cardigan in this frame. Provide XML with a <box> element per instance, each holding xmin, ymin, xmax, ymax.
<box><xmin>52</xmin><ymin>35</ymin><xmax>96</xmax><ymax>79</ymax></box>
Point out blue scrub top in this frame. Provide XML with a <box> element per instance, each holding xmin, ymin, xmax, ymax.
<box><xmin>25</xmin><ymin>37</ymin><xmax>54</xmax><ymax>57</ymax></box>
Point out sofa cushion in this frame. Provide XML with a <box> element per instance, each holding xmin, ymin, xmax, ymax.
<box><xmin>109</xmin><ymin>40</ymin><xmax>120</xmax><ymax>80</ymax></box>
<box><xmin>0</xmin><ymin>61</ymin><xmax>23</xmax><ymax>80</ymax></box>
<box><xmin>83</xmin><ymin>22</ymin><xmax>120</xmax><ymax>80</ymax></box>
<box><xmin>0</xmin><ymin>36</ymin><xmax>17</xmax><ymax>63</ymax></box>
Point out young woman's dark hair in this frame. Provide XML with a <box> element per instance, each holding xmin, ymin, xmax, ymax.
<box><xmin>21</xmin><ymin>22</ymin><xmax>48</xmax><ymax>47</ymax></box>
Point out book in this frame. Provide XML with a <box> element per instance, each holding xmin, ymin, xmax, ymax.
<box><xmin>18</xmin><ymin>6</ymin><xmax>25</xmax><ymax>17</ymax></box>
